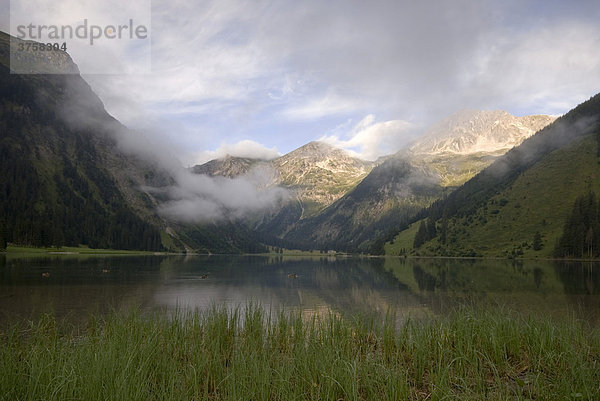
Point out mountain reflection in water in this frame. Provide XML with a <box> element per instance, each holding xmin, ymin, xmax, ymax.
<box><xmin>1</xmin><ymin>255</ymin><xmax>598</xmax><ymax>326</ymax></box>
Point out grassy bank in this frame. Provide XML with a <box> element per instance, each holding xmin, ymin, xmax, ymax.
<box><xmin>1</xmin><ymin>306</ymin><xmax>598</xmax><ymax>400</ymax></box>
<box><xmin>2</xmin><ymin>244</ymin><xmax>165</xmax><ymax>256</ymax></box>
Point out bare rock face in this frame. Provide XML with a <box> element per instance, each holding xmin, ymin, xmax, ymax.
<box><xmin>410</xmin><ymin>110</ymin><xmax>556</xmax><ymax>156</ymax></box>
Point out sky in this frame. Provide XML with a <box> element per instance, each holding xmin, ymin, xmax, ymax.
<box><xmin>4</xmin><ymin>0</ymin><xmax>600</xmax><ymax>165</ymax></box>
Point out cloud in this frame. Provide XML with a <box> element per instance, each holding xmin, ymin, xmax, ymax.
<box><xmin>319</xmin><ymin>115</ymin><xmax>417</xmax><ymax>160</ymax></box>
<box><xmin>462</xmin><ymin>20</ymin><xmax>600</xmax><ymax>114</ymax></box>
<box><xmin>280</xmin><ymin>90</ymin><xmax>366</xmax><ymax>121</ymax></box>
<box><xmin>157</xmin><ymin>169</ymin><xmax>289</xmax><ymax>223</ymax></box>
<box><xmin>6</xmin><ymin>0</ymin><xmax>600</xmax><ymax>158</ymax></box>
<box><xmin>188</xmin><ymin>140</ymin><xmax>281</xmax><ymax>166</ymax></box>
<box><xmin>54</xmin><ymin>76</ymin><xmax>289</xmax><ymax>224</ymax></box>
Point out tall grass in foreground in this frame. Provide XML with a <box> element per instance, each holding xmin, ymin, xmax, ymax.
<box><xmin>0</xmin><ymin>305</ymin><xmax>598</xmax><ymax>400</ymax></box>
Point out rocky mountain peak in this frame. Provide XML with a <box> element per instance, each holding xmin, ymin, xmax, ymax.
<box><xmin>280</xmin><ymin>141</ymin><xmax>342</xmax><ymax>160</ymax></box>
<box><xmin>191</xmin><ymin>155</ymin><xmax>263</xmax><ymax>178</ymax></box>
<box><xmin>410</xmin><ymin>109</ymin><xmax>556</xmax><ymax>156</ymax></box>
<box><xmin>191</xmin><ymin>140</ymin><xmax>375</xmax><ymax>217</ymax></box>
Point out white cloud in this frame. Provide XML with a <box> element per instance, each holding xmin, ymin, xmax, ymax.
<box><xmin>6</xmin><ymin>0</ymin><xmax>600</xmax><ymax>157</ymax></box>
<box><xmin>53</xmin><ymin>78</ymin><xmax>289</xmax><ymax>224</ymax></box>
<box><xmin>463</xmin><ymin>20</ymin><xmax>600</xmax><ymax>115</ymax></box>
<box><xmin>320</xmin><ymin>115</ymin><xmax>417</xmax><ymax>160</ymax></box>
<box><xmin>187</xmin><ymin>139</ymin><xmax>280</xmax><ymax>166</ymax></box>
<box><xmin>280</xmin><ymin>90</ymin><xmax>366</xmax><ymax>121</ymax></box>
<box><xmin>157</xmin><ymin>169</ymin><xmax>289</xmax><ymax>223</ymax></box>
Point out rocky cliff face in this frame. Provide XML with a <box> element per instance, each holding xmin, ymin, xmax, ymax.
<box><xmin>407</xmin><ymin>110</ymin><xmax>556</xmax><ymax>187</ymax></box>
<box><xmin>2</xmin><ymin>35</ymin><xmax>79</xmax><ymax>74</ymax></box>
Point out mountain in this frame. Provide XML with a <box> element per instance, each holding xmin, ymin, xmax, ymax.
<box><xmin>281</xmin><ymin>110</ymin><xmax>555</xmax><ymax>252</ymax></box>
<box><xmin>410</xmin><ymin>109</ymin><xmax>555</xmax><ymax>156</ymax></box>
<box><xmin>283</xmin><ymin>157</ymin><xmax>446</xmax><ymax>251</ymax></box>
<box><xmin>271</xmin><ymin>141</ymin><xmax>374</xmax><ymax>215</ymax></box>
<box><xmin>0</xmin><ymin>32</ymin><xmax>266</xmax><ymax>254</ymax></box>
<box><xmin>191</xmin><ymin>156</ymin><xmax>263</xmax><ymax>178</ymax></box>
<box><xmin>0</xmin><ymin>33</ymin><xmax>165</xmax><ymax>250</ymax></box>
<box><xmin>410</xmin><ymin>110</ymin><xmax>556</xmax><ymax>187</ymax></box>
<box><xmin>193</xmin><ymin>141</ymin><xmax>374</xmax><ymax>215</ymax></box>
<box><xmin>191</xmin><ymin>141</ymin><xmax>375</xmax><ymax>240</ymax></box>
<box><xmin>386</xmin><ymin>94</ymin><xmax>600</xmax><ymax>258</ymax></box>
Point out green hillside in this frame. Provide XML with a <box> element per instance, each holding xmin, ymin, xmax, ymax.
<box><xmin>386</xmin><ymin>94</ymin><xmax>600</xmax><ymax>258</ymax></box>
<box><xmin>284</xmin><ymin>157</ymin><xmax>446</xmax><ymax>252</ymax></box>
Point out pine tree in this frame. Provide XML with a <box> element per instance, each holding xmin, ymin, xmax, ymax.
<box><xmin>556</xmin><ymin>191</ymin><xmax>600</xmax><ymax>258</ymax></box>
<box><xmin>439</xmin><ymin>212</ymin><xmax>448</xmax><ymax>245</ymax></box>
<box><xmin>533</xmin><ymin>231</ymin><xmax>543</xmax><ymax>251</ymax></box>
<box><xmin>426</xmin><ymin>218</ymin><xmax>437</xmax><ymax>239</ymax></box>
<box><xmin>413</xmin><ymin>221</ymin><xmax>428</xmax><ymax>248</ymax></box>
<box><xmin>0</xmin><ymin>217</ymin><xmax>7</xmax><ymax>250</ymax></box>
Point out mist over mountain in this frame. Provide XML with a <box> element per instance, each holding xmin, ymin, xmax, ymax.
<box><xmin>1</xmin><ymin>30</ymin><xmax>582</xmax><ymax>257</ymax></box>
<box><xmin>190</xmin><ymin>141</ymin><xmax>375</xmax><ymax>239</ymax></box>
<box><xmin>0</xmin><ymin>32</ymin><xmax>285</xmax><ymax>253</ymax></box>
<box><xmin>194</xmin><ymin>109</ymin><xmax>555</xmax><ymax>252</ymax></box>
<box><xmin>408</xmin><ymin>110</ymin><xmax>556</xmax><ymax>187</ymax></box>
<box><xmin>289</xmin><ymin>109</ymin><xmax>555</xmax><ymax>251</ymax></box>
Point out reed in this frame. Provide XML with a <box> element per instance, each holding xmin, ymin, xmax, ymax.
<box><xmin>1</xmin><ymin>305</ymin><xmax>598</xmax><ymax>400</ymax></box>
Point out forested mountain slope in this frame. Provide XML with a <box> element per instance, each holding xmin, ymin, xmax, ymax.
<box><xmin>0</xmin><ymin>32</ymin><xmax>267</xmax><ymax>253</ymax></box>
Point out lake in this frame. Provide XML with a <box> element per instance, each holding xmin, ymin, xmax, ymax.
<box><xmin>1</xmin><ymin>254</ymin><xmax>599</xmax><ymax>325</ymax></box>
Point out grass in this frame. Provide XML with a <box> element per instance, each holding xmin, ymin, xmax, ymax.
<box><xmin>3</xmin><ymin>244</ymin><xmax>165</xmax><ymax>256</ymax></box>
<box><xmin>385</xmin><ymin>221</ymin><xmax>421</xmax><ymax>256</ymax></box>
<box><xmin>1</xmin><ymin>305</ymin><xmax>598</xmax><ymax>400</ymax></box>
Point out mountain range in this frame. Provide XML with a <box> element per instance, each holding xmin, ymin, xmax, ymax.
<box><xmin>192</xmin><ymin>110</ymin><xmax>555</xmax><ymax>252</ymax></box>
<box><xmin>3</xmin><ymin>31</ymin><xmax>598</xmax><ymax>260</ymax></box>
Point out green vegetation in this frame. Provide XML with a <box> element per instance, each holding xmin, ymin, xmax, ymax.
<box><xmin>1</xmin><ymin>305</ymin><xmax>598</xmax><ymax>400</ymax></box>
<box><xmin>0</xmin><ymin>35</ymin><xmax>163</xmax><ymax>252</ymax></box>
<box><xmin>416</xmin><ymin>152</ymin><xmax>500</xmax><ymax>187</ymax></box>
<box><xmin>384</xmin><ymin>221</ymin><xmax>420</xmax><ymax>256</ymax></box>
<box><xmin>556</xmin><ymin>191</ymin><xmax>600</xmax><ymax>258</ymax></box>
<box><xmin>408</xmin><ymin>135</ymin><xmax>599</xmax><ymax>258</ymax></box>
<box><xmin>176</xmin><ymin>223</ymin><xmax>268</xmax><ymax>254</ymax></box>
<box><xmin>286</xmin><ymin>158</ymin><xmax>444</xmax><ymax>253</ymax></box>
<box><xmin>0</xmin><ymin>33</ymin><xmax>271</xmax><ymax>255</ymax></box>
<box><xmin>2</xmin><ymin>244</ymin><xmax>163</xmax><ymax>256</ymax></box>
<box><xmin>386</xmin><ymin>93</ymin><xmax>600</xmax><ymax>258</ymax></box>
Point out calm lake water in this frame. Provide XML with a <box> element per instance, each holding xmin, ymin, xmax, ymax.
<box><xmin>1</xmin><ymin>254</ymin><xmax>599</xmax><ymax>325</ymax></box>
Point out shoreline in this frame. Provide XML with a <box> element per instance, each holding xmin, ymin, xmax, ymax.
<box><xmin>2</xmin><ymin>244</ymin><xmax>599</xmax><ymax>262</ymax></box>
